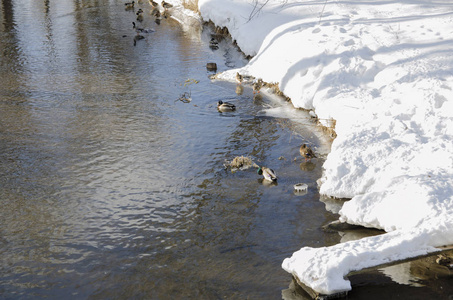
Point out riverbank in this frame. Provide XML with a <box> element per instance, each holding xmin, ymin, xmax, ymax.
<box><xmin>173</xmin><ymin>0</ymin><xmax>453</xmax><ymax>296</ymax></box>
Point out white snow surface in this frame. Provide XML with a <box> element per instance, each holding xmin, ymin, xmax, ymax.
<box><xmin>194</xmin><ymin>0</ymin><xmax>453</xmax><ymax>295</ymax></box>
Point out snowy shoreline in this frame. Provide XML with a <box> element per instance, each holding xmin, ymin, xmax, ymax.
<box><xmin>169</xmin><ymin>0</ymin><xmax>453</xmax><ymax>296</ymax></box>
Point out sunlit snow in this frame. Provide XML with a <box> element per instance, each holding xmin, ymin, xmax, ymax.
<box><xmin>173</xmin><ymin>0</ymin><xmax>453</xmax><ymax>295</ymax></box>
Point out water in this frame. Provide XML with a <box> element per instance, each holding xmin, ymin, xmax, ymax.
<box><xmin>1</xmin><ymin>1</ymin><xmax>451</xmax><ymax>299</ymax></box>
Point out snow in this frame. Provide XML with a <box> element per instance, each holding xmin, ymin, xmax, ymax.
<box><xmin>175</xmin><ymin>0</ymin><xmax>453</xmax><ymax>295</ymax></box>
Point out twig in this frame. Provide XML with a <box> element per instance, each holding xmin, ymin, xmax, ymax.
<box><xmin>319</xmin><ymin>0</ymin><xmax>328</xmax><ymax>24</ymax></box>
<box><xmin>247</xmin><ymin>0</ymin><xmax>271</xmax><ymax>22</ymax></box>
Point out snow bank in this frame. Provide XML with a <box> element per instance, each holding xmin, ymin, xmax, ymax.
<box><xmin>282</xmin><ymin>217</ymin><xmax>451</xmax><ymax>295</ymax></box>
<box><xmin>196</xmin><ymin>0</ymin><xmax>453</xmax><ymax>295</ymax></box>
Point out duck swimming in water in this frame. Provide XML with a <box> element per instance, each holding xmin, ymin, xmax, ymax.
<box><xmin>257</xmin><ymin>166</ymin><xmax>277</xmax><ymax>182</ymax></box>
<box><xmin>133</xmin><ymin>32</ymin><xmax>145</xmax><ymax>46</ymax></box>
<box><xmin>136</xmin><ymin>9</ymin><xmax>144</xmax><ymax>21</ymax></box>
<box><xmin>132</xmin><ymin>22</ymin><xmax>154</xmax><ymax>33</ymax></box>
<box><xmin>209</xmin><ymin>38</ymin><xmax>219</xmax><ymax>50</ymax></box>
<box><xmin>125</xmin><ymin>1</ymin><xmax>135</xmax><ymax>9</ymax></box>
<box><xmin>217</xmin><ymin>100</ymin><xmax>236</xmax><ymax>112</ymax></box>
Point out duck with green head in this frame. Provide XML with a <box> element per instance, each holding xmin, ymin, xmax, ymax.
<box><xmin>257</xmin><ymin>166</ymin><xmax>277</xmax><ymax>182</ymax></box>
<box><xmin>217</xmin><ymin>100</ymin><xmax>236</xmax><ymax>112</ymax></box>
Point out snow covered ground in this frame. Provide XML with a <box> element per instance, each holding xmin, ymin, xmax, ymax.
<box><xmin>170</xmin><ymin>0</ymin><xmax>453</xmax><ymax>296</ymax></box>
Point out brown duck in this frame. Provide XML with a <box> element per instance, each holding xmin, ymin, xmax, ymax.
<box><xmin>235</xmin><ymin>72</ymin><xmax>243</xmax><ymax>84</ymax></box>
<box><xmin>300</xmin><ymin>144</ymin><xmax>317</xmax><ymax>161</ymax></box>
<box><xmin>161</xmin><ymin>1</ymin><xmax>173</xmax><ymax>9</ymax></box>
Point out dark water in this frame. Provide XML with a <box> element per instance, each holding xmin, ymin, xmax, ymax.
<box><xmin>1</xmin><ymin>1</ymin><xmax>451</xmax><ymax>299</ymax></box>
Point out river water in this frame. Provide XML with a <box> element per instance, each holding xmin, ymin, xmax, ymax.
<box><xmin>1</xmin><ymin>1</ymin><xmax>451</xmax><ymax>299</ymax></box>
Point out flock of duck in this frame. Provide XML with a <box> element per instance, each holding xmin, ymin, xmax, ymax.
<box><xmin>124</xmin><ymin>0</ymin><xmax>318</xmax><ymax>183</ymax></box>
<box><xmin>216</xmin><ymin>73</ymin><xmax>263</xmax><ymax>112</ymax></box>
<box><xmin>253</xmin><ymin>144</ymin><xmax>317</xmax><ymax>183</ymax></box>
<box><xmin>124</xmin><ymin>0</ymin><xmax>174</xmax><ymax>45</ymax></box>
<box><xmin>218</xmin><ymin>75</ymin><xmax>317</xmax><ymax>183</ymax></box>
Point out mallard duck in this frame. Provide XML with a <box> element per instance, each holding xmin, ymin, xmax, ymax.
<box><xmin>133</xmin><ymin>22</ymin><xmax>154</xmax><ymax>33</ymax></box>
<box><xmin>252</xmin><ymin>78</ymin><xmax>263</xmax><ymax>94</ymax></box>
<box><xmin>217</xmin><ymin>100</ymin><xmax>236</xmax><ymax>112</ymax></box>
<box><xmin>161</xmin><ymin>0</ymin><xmax>173</xmax><ymax>9</ymax></box>
<box><xmin>149</xmin><ymin>0</ymin><xmax>158</xmax><ymax>7</ymax></box>
<box><xmin>151</xmin><ymin>7</ymin><xmax>160</xmax><ymax>16</ymax></box>
<box><xmin>257</xmin><ymin>166</ymin><xmax>277</xmax><ymax>182</ymax></box>
<box><xmin>436</xmin><ymin>254</ymin><xmax>453</xmax><ymax>269</ymax></box>
<box><xmin>235</xmin><ymin>72</ymin><xmax>243</xmax><ymax>84</ymax></box>
<box><xmin>300</xmin><ymin>144</ymin><xmax>317</xmax><ymax>161</ymax></box>
<box><xmin>209</xmin><ymin>38</ymin><xmax>219</xmax><ymax>50</ymax></box>
<box><xmin>125</xmin><ymin>1</ymin><xmax>135</xmax><ymax>9</ymax></box>
<box><xmin>136</xmin><ymin>9</ymin><xmax>144</xmax><ymax>21</ymax></box>
<box><xmin>133</xmin><ymin>33</ymin><xmax>145</xmax><ymax>46</ymax></box>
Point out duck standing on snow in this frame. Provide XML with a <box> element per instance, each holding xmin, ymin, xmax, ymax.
<box><xmin>161</xmin><ymin>0</ymin><xmax>173</xmax><ymax>9</ymax></box>
<box><xmin>257</xmin><ymin>166</ymin><xmax>277</xmax><ymax>182</ymax></box>
<box><xmin>217</xmin><ymin>100</ymin><xmax>236</xmax><ymax>112</ymax></box>
<box><xmin>149</xmin><ymin>0</ymin><xmax>158</xmax><ymax>7</ymax></box>
<box><xmin>300</xmin><ymin>144</ymin><xmax>317</xmax><ymax>161</ymax></box>
<box><xmin>235</xmin><ymin>72</ymin><xmax>243</xmax><ymax>84</ymax></box>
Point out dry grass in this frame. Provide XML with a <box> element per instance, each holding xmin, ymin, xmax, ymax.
<box><xmin>182</xmin><ymin>0</ymin><xmax>199</xmax><ymax>12</ymax></box>
<box><xmin>263</xmin><ymin>82</ymin><xmax>290</xmax><ymax>101</ymax></box>
<box><xmin>225</xmin><ymin>156</ymin><xmax>259</xmax><ymax>171</ymax></box>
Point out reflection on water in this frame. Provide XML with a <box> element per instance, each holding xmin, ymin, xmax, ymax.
<box><xmin>1</xmin><ymin>0</ymin><xmax>449</xmax><ymax>299</ymax></box>
<box><xmin>0</xmin><ymin>0</ymin><xmax>335</xmax><ymax>298</ymax></box>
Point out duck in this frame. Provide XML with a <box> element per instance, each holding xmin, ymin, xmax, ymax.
<box><xmin>162</xmin><ymin>10</ymin><xmax>171</xmax><ymax>19</ymax></box>
<box><xmin>257</xmin><ymin>166</ymin><xmax>277</xmax><ymax>182</ymax></box>
<box><xmin>235</xmin><ymin>72</ymin><xmax>243</xmax><ymax>84</ymax></box>
<box><xmin>149</xmin><ymin>0</ymin><xmax>158</xmax><ymax>7</ymax></box>
<box><xmin>217</xmin><ymin>100</ymin><xmax>236</xmax><ymax>112</ymax></box>
<box><xmin>136</xmin><ymin>9</ymin><xmax>144</xmax><ymax>21</ymax></box>
<box><xmin>133</xmin><ymin>33</ymin><xmax>145</xmax><ymax>46</ymax></box>
<box><xmin>132</xmin><ymin>22</ymin><xmax>154</xmax><ymax>33</ymax></box>
<box><xmin>300</xmin><ymin>144</ymin><xmax>317</xmax><ymax>161</ymax></box>
<box><xmin>153</xmin><ymin>8</ymin><xmax>162</xmax><ymax>20</ymax></box>
<box><xmin>124</xmin><ymin>1</ymin><xmax>135</xmax><ymax>9</ymax></box>
<box><xmin>209</xmin><ymin>37</ymin><xmax>219</xmax><ymax>50</ymax></box>
<box><xmin>151</xmin><ymin>7</ymin><xmax>160</xmax><ymax>16</ymax></box>
<box><xmin>436</xmin><ymin>254</ymin><xmax>453</xmax><ymax>269</ymax></box>
<box><xmin>252</xmin><ymin>78</ymin><xmax>263</xmax><ymax>94</ymax></box>
<box><xmin>161</xmin><ymin>0</ymin><xmax>173</xmax><ymax>9</ymax></box>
